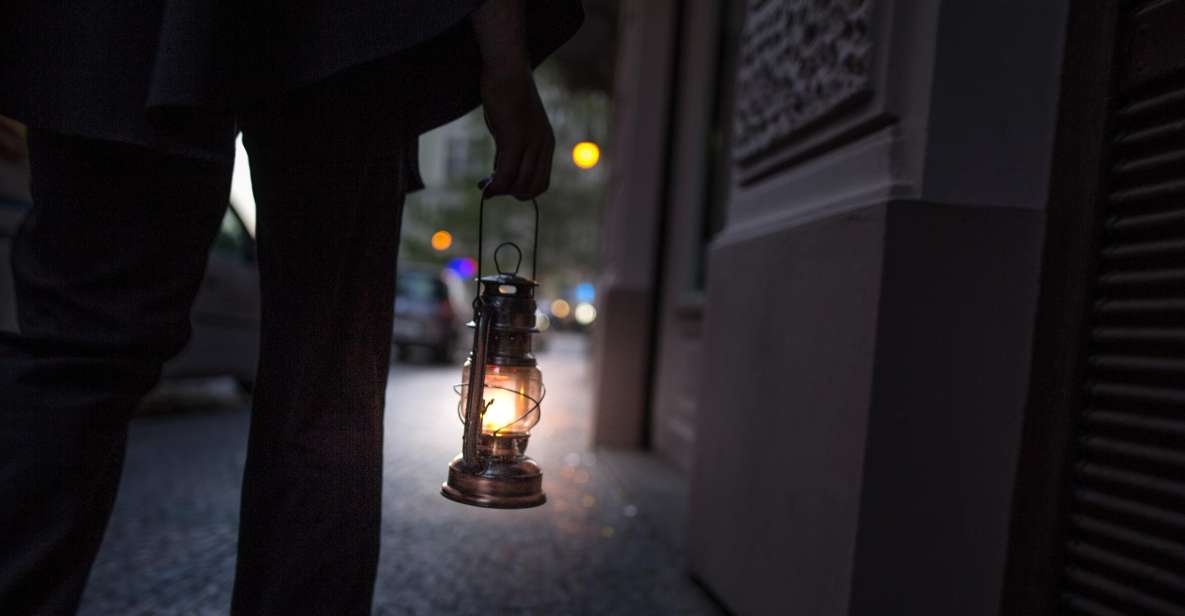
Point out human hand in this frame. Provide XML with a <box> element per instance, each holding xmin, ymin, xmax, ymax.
<box><xmin>480</xmin><ymin>67</ymin><xmax>554</xmax><ymax>199</ymax></box>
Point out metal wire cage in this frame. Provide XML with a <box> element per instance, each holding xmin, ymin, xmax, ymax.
<box><xmin>454</xmin><ymin>363</ymin><xmax>546</xmax><ymax>437</ymax></box>
<box><xmin>452</xmin><ymin>237</ymin><xmax>546</xmax><ymax>439</ymax></box>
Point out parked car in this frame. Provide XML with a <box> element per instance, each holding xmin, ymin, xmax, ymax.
<box><xmin>163</xmin><ymin>206</ymin><xmax>260</xmax><ymax>391</ymax></box>
<box><xmin>0</xmin><ymin>200</ymin><xmax>260</xmax><ymax>393</ymax></box>
<box><xmin>393</xmin><ymin>266</ymin><xmax>464</xmax><ymax>363</ymax></box>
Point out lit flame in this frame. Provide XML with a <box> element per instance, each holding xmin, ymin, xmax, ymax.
<box><xmin>481</xmin><ymin>384</ymin><xmax>524</xmax><ymax>434</ymax></box>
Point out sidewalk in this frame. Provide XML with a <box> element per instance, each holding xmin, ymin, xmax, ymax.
<box><xmin>79</xmin><ymin>334</ymin><xmax>721</xmax><ymax>615</ymax></box>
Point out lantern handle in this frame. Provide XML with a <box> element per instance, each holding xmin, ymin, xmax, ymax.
<box><xmin>493</xmin><ymin>242</ymin><xmax>523</xmax><ymax>276</ymax></box>
<box><xmin>475</xmin><ymin>177</ymin><xmax>540</xmax><ymax>298</ymax></box>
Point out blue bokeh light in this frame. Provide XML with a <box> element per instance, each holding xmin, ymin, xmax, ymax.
<box><xmin>574</xmin><ymin>282</ymin><xmax>596</xmax><ymax>303</ymax></box>
<box><xmin>448</xmin><ymin>257</ymin><xmax>478</xmax><ymax>279</ymax></box>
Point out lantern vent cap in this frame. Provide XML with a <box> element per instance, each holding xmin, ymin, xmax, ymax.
<box><xmin>478</xmin><ymin>273</ymin><xmax>538</xmax><ymax>287</ymax></box>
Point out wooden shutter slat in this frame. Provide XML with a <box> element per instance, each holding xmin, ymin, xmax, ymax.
<box><xmin>1117</xmin><ymin>85</ymin><xmax>1185</xmax><ymax>119</ymax></box>
<box><xmin>1088</xmin><ymin>382</ymin><xmax>1185</xmax><ymax>405</ymax></box>
<box><xmin>1109</xmin><ymin>179</ymin><xmax>1185</xmax><ymax>204</ymax></box>
<box><xmin>1064</xmin><ymin>567</ymin><xmax>1185</xmax><ymax>615</ymax></box>
<box><xmin>1075</xmin><ymin>463</ymin><xmax>1185</xmax><ymax>502</ymax></box>
<box><xmin>1095</xmin><ymin>299</ymin><xmax>1185</xmax><ymax>315</ymax></box>
<box><xmin>1071</xmin><ymin>514</ymin><xmax>1185</xmax><ymax>564</ymax></box>
<box><xmin>1084</xmin><ymin>409</ymin><xmax>1185</xmax><ymax>435</ymax></box>
<box><xmin>1107</xmin><ymin>207</ymin><xmax>1185</xmax><ymax>233</ymax></box>
<box><xmin>1079</xmin><ymin>437</ymin><xmax>1185</xmax><ymax>468</ymax></box>
<box><xmin>1092</xmin><ymin>327</ymin><xmax>1185</xmax><ymax>343</ymax></box>
<box><xmin>1061</xmin><ymin>593</ymin><xmax>1128</xmax><ymax>616</ymax></box>
<box><xmin>1065</xmin><ymin>542</ymin><xmax>1185</xmax><ymax>594</ymax></box>
<box><xmin>1101</xmin><ymin>238</ymin><xmax>1185</xmax><ymax>260</ymax></box>
<box><xmin>1074</xmin><ymin>488</ymin><xmax>1185</xmax><ymax>531</ymax></box>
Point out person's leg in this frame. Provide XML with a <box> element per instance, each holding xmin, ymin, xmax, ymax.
<box><xmin>232</xmin><ymin>67</ymin><xmax>408</xmax><ymax>615</ymax></box>
<box><xmin>0</xmin><ymin>132</ymin><xmax>231</xmax><ymax>614</ymax></box>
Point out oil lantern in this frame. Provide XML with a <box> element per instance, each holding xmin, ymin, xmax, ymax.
<box><xmin>441</xmin><ymin>194</ymin><xmax>546</xmax><ymax>509</ymax></box>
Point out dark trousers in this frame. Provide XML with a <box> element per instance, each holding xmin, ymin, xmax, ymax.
<box><xmin>0</xmin><ymin>67</ymin><xmax>408</xmax><ymax>615</ymax></box>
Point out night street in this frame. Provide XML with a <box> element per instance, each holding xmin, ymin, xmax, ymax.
<box><xmin>77</xmin><ymin>334</ymin><xmax>721</xmax><ymax>615</ymax></box>
<box><xmin>8</xmin><ymin>1</ymin><xmax>1169</xmax><ymax>612</ymax></box>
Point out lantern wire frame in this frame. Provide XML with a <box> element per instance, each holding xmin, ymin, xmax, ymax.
<box><xmin>453</xmin><ymin>238</ymin><xmax>546</xmax><ymax>437</ymax></box>
<box><xmin>453</xmin><ymin>381</ymin><xmax>546</xmax><ymax>436</ymax></box>
<box><xmin>455</xmin><ymin>186</ymin><xmax>546</xmax><ymax>439</ymax></box>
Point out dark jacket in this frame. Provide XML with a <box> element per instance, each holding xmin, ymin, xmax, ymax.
<box><xmin>0</xmin><ymin>0</ymin><xmax>583</xmax><ymax>163</ymax></box>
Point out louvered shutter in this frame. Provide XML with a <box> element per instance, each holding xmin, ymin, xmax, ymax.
<box><xmin>1060</xmin><ymin>1</ymin><xmax>1185</xmax><ymax>613</ymax></box>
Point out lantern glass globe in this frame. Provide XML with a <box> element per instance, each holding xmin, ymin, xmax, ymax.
<box><xmin>458</xmin><ymin>360</ymin><xmax>543</xmax><ymax>436</ymax></box>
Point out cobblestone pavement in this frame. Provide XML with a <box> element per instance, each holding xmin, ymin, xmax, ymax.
<box><xmin>78</xmin><ymin>334</ymin><xmax>722</xmax><ymax>615</ymax></box>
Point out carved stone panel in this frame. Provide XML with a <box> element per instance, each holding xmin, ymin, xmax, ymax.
<box><xmin>733</xmin><ymin>0</ymin><xmax>874</xmax><ymax>165</ymax></box>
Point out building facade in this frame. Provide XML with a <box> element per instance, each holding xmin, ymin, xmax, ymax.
<box><xmin>593</xmin><ymin>0</ymin><xmax>1185</xmax><ymax>614</ymax></box>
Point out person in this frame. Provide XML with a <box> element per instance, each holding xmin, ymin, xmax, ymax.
<box><xmin>0</xmin><ymin>1</ymin><xmax>582</xmax><ymax>614</ymax></box>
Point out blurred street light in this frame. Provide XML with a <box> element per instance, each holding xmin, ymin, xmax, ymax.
<box><xmin>447</xmin><ymin>256</ymin><xmax>478</xmax><ymax>279</ymax></box>
<box><xmin>574</xmin><ymin>303</ymin><xmax>597</xmax><ymax>325</ymax></box>
<box><xmin>575</xmin><ymin>282</ymin><xmax>596</xmax><ymax>303</ymax></box>
<box><xmin>551</xmin><ymin>299</ymin><xmax>572</xmax><ymax>319</ymax></box>
<box><xmin>572</xmin><ymin>142</ymin><xmax>601</xmax><ymax>170</ymax></box>
<box><xmin>431</xmin><ymin>230</ymin><xmax>453</xmax><ymax>251</ymax></box>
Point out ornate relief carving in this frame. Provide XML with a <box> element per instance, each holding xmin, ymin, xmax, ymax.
<box><xmin>733</xmin><ymin>0</ymin><xmax>874</xmax><ymax>164</ymax></box>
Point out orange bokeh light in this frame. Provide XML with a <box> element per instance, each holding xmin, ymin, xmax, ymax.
<box><xmin>431</xmin><ymin>230</ymin><xmax>453</xmax><ymax>251</ymax></box>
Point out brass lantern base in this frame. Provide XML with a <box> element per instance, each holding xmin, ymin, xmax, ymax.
<box><xmin>441</xmin><ymin>453</ymin><xmax>546</xmax><ymax>509</ymax></box>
